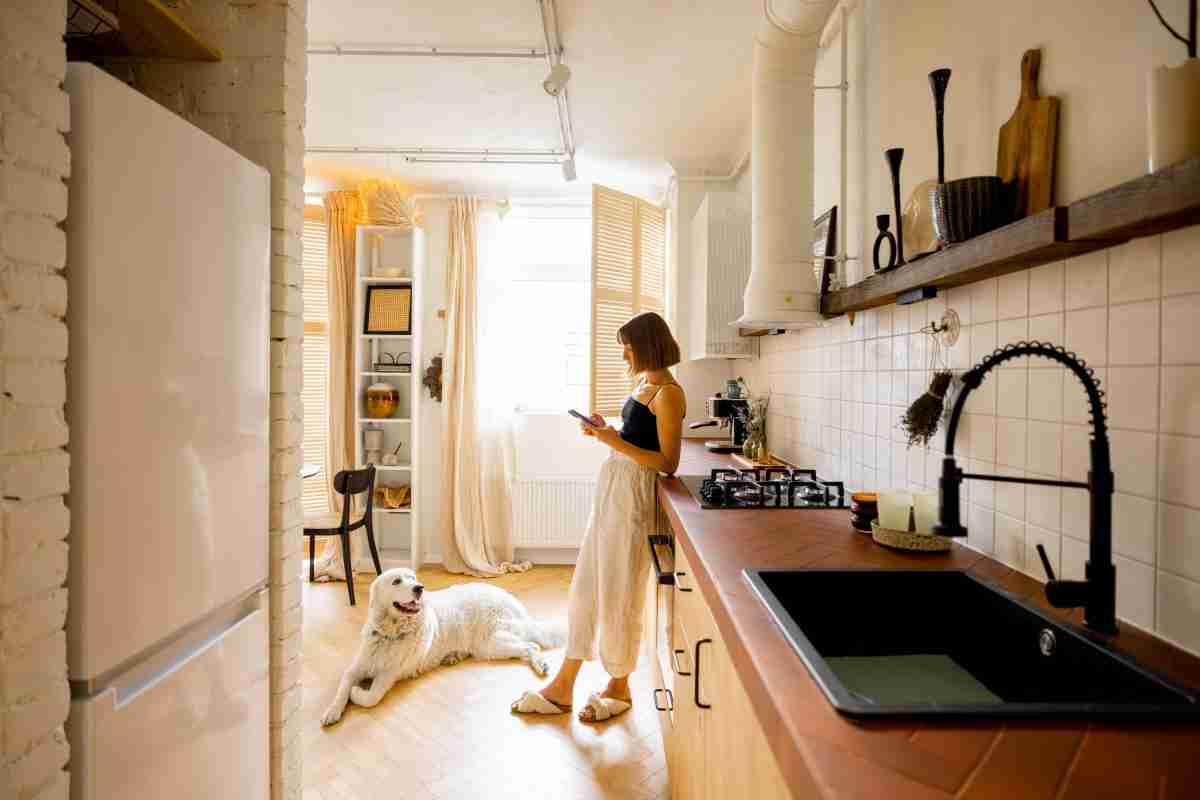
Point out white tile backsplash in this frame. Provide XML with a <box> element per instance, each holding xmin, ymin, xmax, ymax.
<box><xmin>1065</xmin><ymin>250</ymin><xmax>1108</xmax><ymax>309</ymax></box>
<box><xmin>1028</xmin><ymin>262</ymin><xmax>1064</xmax><ymax>315</ymax></box>
<box><xmin>1065</xmin><ymin>306</ymin><xmax>1108</xmax><ymax>367</ymax></box>
<box><xmin>1162</xmin><ymin>294</ymin><xmax>1200</xmax><ymax>365</ymax></box>
<box><xmin>1106</xmin><ymin>366</ymin><xmax>1159</xmax><ymax>431</ymax></box>
<box><xmin>1162</xmin><ymin>226</ymin><xmax>1200</xmax><ymax>297</ymax></box>
<box><xmin>1160</xmin><ymin>366</ymin><xmax>1200</xmax><ymax>436</ymax></box>
<box><xmin>756</xmin><ymin>228</ymin><xmax>1200</xmax><ymax>655</ymax></box>
<box><xmin>1107</xmin><ymin>300</ymin><xmax>1160</xmax><ymax>366</ymax></box>
<box><xmin>997</xmin><ymin>271</ymin><xmax>1029</xmax><ymax>320</ymax></box>
<box><xmin>1108</xmin><ymin>236</ymin><xmax>1161</xmax><ymax>304</ymax></box>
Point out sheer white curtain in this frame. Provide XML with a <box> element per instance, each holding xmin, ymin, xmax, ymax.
<box><xmin>439</xmin><ymin>199</ymin><xmax>529</xmax><ymax>577</ymax></box>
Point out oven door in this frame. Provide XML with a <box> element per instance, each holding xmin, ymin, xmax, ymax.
<box><xmin>648</xmin><ymin>534</ymin><xmax>675</xmax><ymax>724</ymax></box>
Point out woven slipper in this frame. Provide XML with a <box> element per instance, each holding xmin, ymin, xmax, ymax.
<box><xmin>578</xmin><ymin>693</ymin><xmax>632</xmax><ymax>723</ymax></box>
<box><xmin>510</xmin><ymin>690</ymin><xmax>571</xmax><ymax>715</ymax></box>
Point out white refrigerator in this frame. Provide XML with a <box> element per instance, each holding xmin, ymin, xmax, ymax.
<box><xmin>64</xmin><ymin>64</ymin><xmax>271</xmax><ymax>800</ymax></box>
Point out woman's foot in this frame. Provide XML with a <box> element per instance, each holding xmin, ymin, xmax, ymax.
<box><xmin>512</xmin><ymin>659</ymin><xmax>580</xmax><ymax>714</ymax></box>
<box><xmin>578</xmin><ymin>678</ymin><xmax>632</xmax><ymax>722</ymax></box>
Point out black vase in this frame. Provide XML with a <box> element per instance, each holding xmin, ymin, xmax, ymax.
<box><xmin>884</xmin><ymin>148</ymin><xmax>905</xmax><ymax>265</ymax></box>
<box><xmin>873</xmin><ymin>214</ymin><xmax>897</xmax><ymax>271</ymax></box>
<box><xmin>928</xmin><ymin>69</ymin><xmax>952</xmax><ymax>185</ymax></box>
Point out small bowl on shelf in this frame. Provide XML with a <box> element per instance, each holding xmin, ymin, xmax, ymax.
<box><xmin>929</xmin><ymin>176</ymin><xmax>1013</xmax><ymax>244</ymax></box>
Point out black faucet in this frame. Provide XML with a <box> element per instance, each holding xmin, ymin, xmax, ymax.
<box><xmin>933</xmin><ymin>341</ymin><xmax>1117</xmax><ymax>635</ymax></box>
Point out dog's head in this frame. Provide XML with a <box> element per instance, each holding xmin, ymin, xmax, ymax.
<box><xmin>369</xmin><ymin>568</ymin><xmax>426</xmax><ymax>620</ymax></box>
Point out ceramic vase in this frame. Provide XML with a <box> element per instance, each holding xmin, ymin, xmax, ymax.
<box><xmin>365</xmin><ymin>381</ymin><xmax>399</xmax><ymax>418</ymax></box>
<box><xmin>1149</xmin><ymin>59</ymin><xmax>1200</xmax><ymax>172</ymax></box>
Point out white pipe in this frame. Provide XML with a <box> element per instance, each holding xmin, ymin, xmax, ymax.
<box><xmin>306</xmin><ymin>146</ymin><xmax>566</xmax><ymax>157</ymax></box>
<box><xmin>735</xmin><ymin>0</ymin><xmax>836</xmax><ymax>329</ymax></box>
<box><xmin>307</xmin><ymin>43</ymin><xmax>546</xmax><ymax>59</ymax></box>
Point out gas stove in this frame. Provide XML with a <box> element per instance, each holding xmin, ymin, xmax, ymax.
<box><xmin>680</xmin><ymin>467</ymin><xmax>846</xmax><ymax>510</ymax></box>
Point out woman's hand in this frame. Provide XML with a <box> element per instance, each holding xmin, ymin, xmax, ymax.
<box><xmin>579</xmin><ymin>413</ymin><xmax>607</xmax><ymax>438</ymax></box>
<box><xmin>590</xmin><ymin>424</ymin><xmax>622</xmax><ymax>448</ymax></box>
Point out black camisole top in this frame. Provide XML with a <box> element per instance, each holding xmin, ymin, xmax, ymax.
<box><xmin>619</xmin><ymin>383</ymin><xmax>674</xmax><ymax>452</ymax></box>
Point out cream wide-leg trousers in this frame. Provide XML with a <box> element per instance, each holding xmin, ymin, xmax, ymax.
<box><xmin>565</xmin><ymin>450</ymin><xmax>658</xmax><ymax>677</ymax></box>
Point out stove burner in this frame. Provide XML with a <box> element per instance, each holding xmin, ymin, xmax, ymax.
<box><xmin>690</xmin><ymin>467</ymin><xmax>846</xmax><ymax>509</ymax></box>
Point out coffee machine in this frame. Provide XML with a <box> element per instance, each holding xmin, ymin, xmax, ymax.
<box><xmin>688</xmin><ymin>394</ymin><xmax>749</xmax><ymax>453</ymax></box>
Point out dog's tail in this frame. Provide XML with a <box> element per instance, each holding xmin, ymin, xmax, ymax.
<box><xmin>527</xmin><ymin>616</ymin><xmax>567</xmax><ymax>650</ymax></box>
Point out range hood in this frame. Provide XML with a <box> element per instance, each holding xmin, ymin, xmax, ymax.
<box><xmin>732</xmin><ymin>0</ymin><xmax>836</xmax><ymax>330</ymax></box>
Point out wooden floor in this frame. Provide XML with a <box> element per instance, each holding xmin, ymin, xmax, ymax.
<box><xmin>302</xmin><ymin>565</ymin><xmax>670</xmax><ymax>800</ymax></box>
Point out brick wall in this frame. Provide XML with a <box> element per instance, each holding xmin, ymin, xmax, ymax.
<box><xmin>99</xmin><ymin>3</ymin><xmax>308</xmax><ymax>797</ymax></box>
<box><xmin>0</xmin><ymin>1</ymin><xmax>72</xmax><ymax>799</ymax></box>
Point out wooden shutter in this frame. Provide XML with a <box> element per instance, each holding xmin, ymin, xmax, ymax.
<box><xmin>590</xmin><ymin>185</ymin><xmax>667</xmax><ymax>416</ymax></box>
<box><xmin>301</xmin><ymin>207</ymin><xmax>329</xmax><ymax>514</ymax></box>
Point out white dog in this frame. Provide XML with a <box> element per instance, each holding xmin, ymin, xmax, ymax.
<box><xmin>321</xmin><ymin>567</ymin><xmax>565</xmax><ymax>726</ymax></box>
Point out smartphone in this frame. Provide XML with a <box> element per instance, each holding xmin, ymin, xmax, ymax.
<box><xmin>568</xmin><ymin>409</ymin><xmax>599</xmax><ymax>428</ymax></box>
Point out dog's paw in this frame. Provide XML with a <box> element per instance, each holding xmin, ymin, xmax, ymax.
<box><xmin>320</xmin><ymin>706</ymin><xmax>343</xmax><ymax>727</ymax></box>
<box><xmin>349</xmin><ymin>686</ymin><xmax>368</xmax><ymax>706</ymax></box>
<box><xmin>531</xmin><ymin>653</ymin><xmax>550</xmax><ymax>676</ymax></box>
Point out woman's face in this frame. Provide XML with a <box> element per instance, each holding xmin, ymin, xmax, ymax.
<box><xmin>621</xmin><ymin>342</ymin><xmax>633</xmax><ymax>370</ymax></box>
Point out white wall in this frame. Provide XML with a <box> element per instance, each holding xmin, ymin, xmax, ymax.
<box><xmin>755</xmin><ymin>0</ymin><xmax>1200</xmax><ymax>656</ymax></box>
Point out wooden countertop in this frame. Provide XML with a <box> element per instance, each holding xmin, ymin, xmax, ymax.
<box><xmin>659</xmin><ymin>440</ymin><xmax>1200</xmax><ymax>799</ymax></box>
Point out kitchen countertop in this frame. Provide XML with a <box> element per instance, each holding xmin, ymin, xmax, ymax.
<box><xmin>659</xmin><ymin>440</ymin><xmax>1200</xmax><ymax>799</ymax></box>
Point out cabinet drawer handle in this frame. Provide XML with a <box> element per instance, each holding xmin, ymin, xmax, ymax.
<box><xmin>675</xmin><ymin>571</ymin><xmax>693</xmax><ymax>592</ymax></box>
<box><xmin>653</xmin><ymin>688</ymin><xmax>674</xmax><ymax>711</ymax></box>
<box><xmin>648</xmin><ymin>534</ymin><xmax>674</xmax><ymax>585</ymax></box>
<box><xmin>694</xmin><ymin>638</ymin><xmax>712</xmax><ymax>709</ymax></box>
<box><xmin>672</xmin><ymin>647</ymin><xmax>692</xmax><ymax>676</ymax></box>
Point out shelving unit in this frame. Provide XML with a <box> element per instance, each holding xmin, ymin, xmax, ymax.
<box><xmin>821</xmin><ymin>156</ymin><xmax>1200</xmax><ymax>316</ymax></box>
<box><xmin>354</xmin><ymin>224</ymin><xmax>423</xmax><ymax>568</ymax></box>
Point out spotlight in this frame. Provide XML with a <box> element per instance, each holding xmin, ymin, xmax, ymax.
<box><xmin>561</xmin><ymin>157</ymin><xmax>577</xmax><ymax>182</ymax></box>
<box><xmin>542</xmin><ymin>63</ymin><xmax>571</xmax><ymax>96</ymax></box>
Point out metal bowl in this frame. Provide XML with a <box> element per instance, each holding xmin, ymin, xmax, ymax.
<box><xmin>929</xmin><ymin>177</ymin><xmax>1012</xmax><ymax>244</ymax></box>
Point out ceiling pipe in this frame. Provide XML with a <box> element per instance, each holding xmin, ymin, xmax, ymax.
<box><xmin>538</xmin><ymin>0</ymin><xmax>577</xmax><ymax>179</ymax></box>
<box><xmin>733</xmin><ymin>0</ymin><xmax>837</xmax><ymax>330</ymax></box>
<box><xmin>307</xmin><ymin>43</ymin><xmax>547</xmax><ymax>58</ymax></box>
<box><xmin>306</xmin><ymin>146</ymin><xmax>565</xmax><ymax>157</ymax></box>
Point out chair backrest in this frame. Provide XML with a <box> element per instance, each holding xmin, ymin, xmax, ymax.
<box><xmin>333</xmin><ymin>465</ymin><xmax>376</xmax><ymax>527</ymax></box>
<box><xmin>334</xmin><ymin>465</ymin><xmax>375</xmax><ymax>497</ymax></box>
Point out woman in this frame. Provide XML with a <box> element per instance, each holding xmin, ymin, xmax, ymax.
<box><xmin>512</xmin><ymin>311</ymin><xmax>686</xmax><ymax>722</ymax></box>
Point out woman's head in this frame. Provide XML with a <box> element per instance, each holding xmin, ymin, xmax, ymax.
<box><xmin>618</xmin><ymin>312</ymin><xmax>680</xmax><ymax>375</ymax></box>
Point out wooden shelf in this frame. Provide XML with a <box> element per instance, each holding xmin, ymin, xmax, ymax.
<box><xmin>1067</xmin><ymin>155</ymin><xmax>1200</xmax><ymax>242</ymax></box>
<box><xmin>822</xmin><ymin>156</ymin><xmax>1200</xmax><ymax>317</ymax></box>
<box><xmin>69</xmin><ymin>0</ymin><xmax>222</xmax><ymax>62</ymax></box>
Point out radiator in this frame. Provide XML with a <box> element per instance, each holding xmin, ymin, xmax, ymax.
<box><xmin>512</xmin><ymin>477</ymin><xmax>596</xmax><ymax>548</ymax></box>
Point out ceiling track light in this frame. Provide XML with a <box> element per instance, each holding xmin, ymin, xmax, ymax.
<box><xmin>542</xmin><ymin>62</ymin><xmax>571</xmax><ymax>96</ymax></box>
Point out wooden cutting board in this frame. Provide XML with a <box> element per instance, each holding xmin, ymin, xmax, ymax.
<box><xmin>997</xmin><ymin>49</ymin><xmax>1059</xmax><ymax>219</ymax></box>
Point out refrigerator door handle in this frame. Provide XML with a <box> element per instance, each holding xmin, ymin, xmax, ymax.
<box><xmin>100</xmin><ymin>589</ymin><xmax>266</xmax><ymax>709</ymax></box>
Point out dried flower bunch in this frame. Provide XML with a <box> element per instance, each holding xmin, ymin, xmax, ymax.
<box><xmin>902</xmin><ymin>370</ymin><xmax>953</xmax><ymax>448</ymax></box>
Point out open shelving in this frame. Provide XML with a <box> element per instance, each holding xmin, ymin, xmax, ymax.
<box><xmin>821</xmin><ymin>156</ymin><xmax>1200</xmax><ymax>316</ymax></box>
<box><xmin>354</xmin><ymin>224</ymin><xmax>424</xmax><ymax>567</ymax></box>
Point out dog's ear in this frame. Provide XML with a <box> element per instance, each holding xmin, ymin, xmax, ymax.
<box><xmin>367</xmin><ymin>573</ymin><xmax>387</xmax><ymax>618</ymax></box>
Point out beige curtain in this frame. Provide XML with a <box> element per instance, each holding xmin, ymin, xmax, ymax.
<box><xmin>312</xmin><ymin>190</ymin><xmax>361</xmax><ymax>581</ymax></box>
<box><xmin>440</xmin><ymin>198</ymin><xmax>529</xmax><ymax>577</ymax></box>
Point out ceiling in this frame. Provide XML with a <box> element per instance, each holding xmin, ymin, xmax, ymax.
<box><xmin>304</xmin><ymin>0</ymin><xmax>762</xmax><ymax>200</ymax></box>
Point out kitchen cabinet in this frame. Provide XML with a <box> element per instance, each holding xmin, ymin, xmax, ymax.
<box><xmin>688</xmin><ymin>193</ymin><xmax>757</xmax><ymax>360</ymax></box>
<box><xmin>661</xmin><ymin>546</ymin><xmax>793</xmax><ymax>800</ymax></box>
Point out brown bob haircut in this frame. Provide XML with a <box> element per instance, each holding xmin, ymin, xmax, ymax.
<box><xmin>618</xmin><ymin>312</ymin><xmax>681</xmax><ymax>374</ymax></box>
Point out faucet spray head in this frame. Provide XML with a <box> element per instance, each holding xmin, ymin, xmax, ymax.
<box><xmin>931</xmin><ymin>457</ymin><xmax>968</xmax><ymax>538</ymax></box>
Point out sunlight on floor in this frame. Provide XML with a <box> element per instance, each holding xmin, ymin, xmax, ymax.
<box><xmin>301</xmin><ymin>565</ymin><xmax>669</xmax><ymax>800</ymax></box>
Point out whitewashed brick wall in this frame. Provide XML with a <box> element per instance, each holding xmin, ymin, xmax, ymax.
<box><xmin>0</xmin><ymin>2</ymin><xmax>72</xmax><ymax>799</ymax></box>
<box><xmin>99</xmin><ymin>3</ymin><xmax>308</xmax><ymax>797</ymax></box>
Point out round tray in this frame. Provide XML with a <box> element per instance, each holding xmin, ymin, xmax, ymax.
<box><xmin>871</xmin><ymin>520</ymin><xmax>951</xmax><ymax>552</ymax></box>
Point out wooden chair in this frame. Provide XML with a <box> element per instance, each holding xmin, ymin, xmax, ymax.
<box><xmin>303</xmin><ymin>465</ymin><xmax>382</xmax><ymax>605</ymax></box>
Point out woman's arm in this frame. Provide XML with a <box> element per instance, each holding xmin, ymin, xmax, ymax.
<box><xmin>586</xmin><ymin>385</ymin><xmax>686</xmax><ymax>474</ymax></box>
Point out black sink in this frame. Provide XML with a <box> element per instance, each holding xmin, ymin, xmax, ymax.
<box><xmin>744</xmin><ymin>569</ymin><xmax>1200</xmax><ymax>719</ymax></box>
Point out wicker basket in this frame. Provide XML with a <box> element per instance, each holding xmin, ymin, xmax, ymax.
<box><xmin>871</xmin><ymin>520</ymin><xmax>951</xmax><ymax>552</ymax></box>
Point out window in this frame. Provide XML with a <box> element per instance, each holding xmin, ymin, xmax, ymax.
<box><xmin>590</xmin><ymin>185</ymin><xmax>666</xmax><ymax>416</ymax></box>
<box><xmin>486</xmin><ymin>205</ymin><xmax>592</xmax><ymax>413</ymax></box>
<box><xmin>302</xmin><ymin>207</ymin><xmax>329</xmax><ymax>514</ymax></box>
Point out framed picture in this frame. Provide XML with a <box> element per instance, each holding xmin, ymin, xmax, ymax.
<box><xmin>363</xmin><ymin>284</ymin><xmax>412</xmax><ymax>335</ymax></box>
<box><xmin>813</xmin><ymin>205</ymin><xmax>838</xmax><ymax>297</ymax></box>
